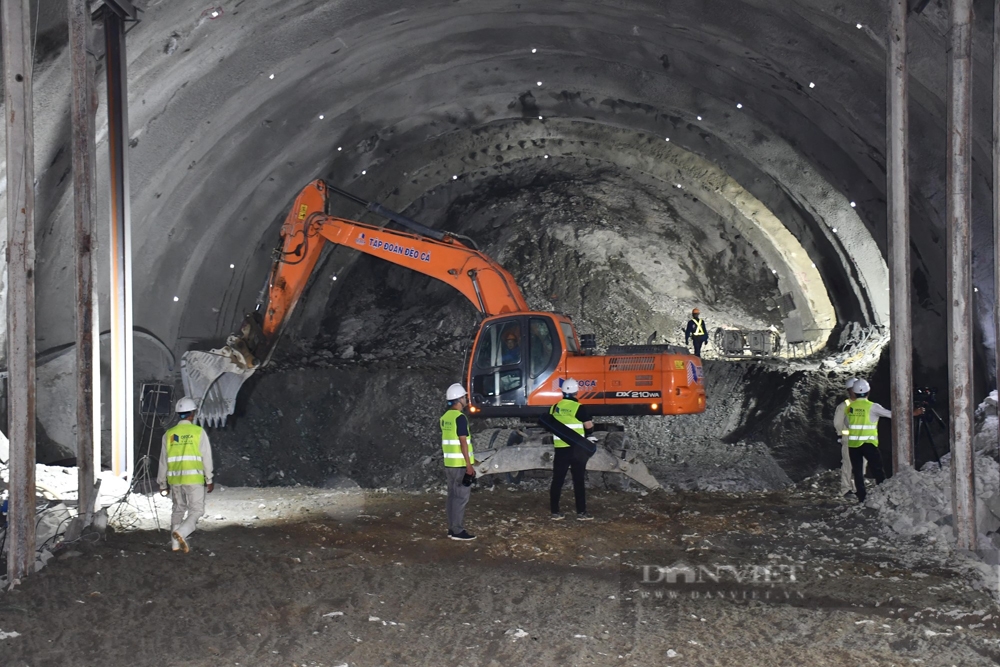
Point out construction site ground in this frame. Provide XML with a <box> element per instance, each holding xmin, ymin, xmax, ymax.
<box><xmin>1</xmin><ymin>478</ymin><xmax>998</xmax><ymax>667</ymax></box>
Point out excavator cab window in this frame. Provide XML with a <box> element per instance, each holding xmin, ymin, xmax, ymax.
<box><xmin>471</xmin><ymin>318</ymin><xmax>526</xmax><ymax>405</ymax></box>
<box><xmin>560</xmin><ymin>322</ymin><xmax>581</xmax><ymax>353</ymax></box>
<box><xmin>529</xmin><ymin>317</ymin><xmax>558</xmax><ymax>380</ymax></box>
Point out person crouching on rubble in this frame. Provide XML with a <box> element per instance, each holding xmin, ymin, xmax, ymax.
<box><xmin>157</xmin><ymin>397</ymin><xmax>214</xmax><ymax>553</ymax></box>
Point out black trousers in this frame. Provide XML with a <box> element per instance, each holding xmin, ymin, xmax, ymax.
<box><xmin>849</xmin><ymin>443</ymin><xmax>885</xmax><ymax>501</ymax></box>
<box><xmin>691</xmin><ymin>335</ymin><xmax>708</xmax><ymax>357</ymax></box>
<box><xmin>551</xmin><ymin>447</ymin><xmax>586</xmax><ymax>514</ymax></box>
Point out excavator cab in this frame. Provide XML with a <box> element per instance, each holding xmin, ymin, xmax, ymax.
<box><xmin>468</xmin><ymin>312</ymin><xmax>568</xmax><ymax>416</ymax></box>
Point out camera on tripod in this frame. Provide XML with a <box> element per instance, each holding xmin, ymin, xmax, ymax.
<box><xmin>914</xmin><ymin>386</ymin><xmax>937</xmax><ymax>421</ymax></box>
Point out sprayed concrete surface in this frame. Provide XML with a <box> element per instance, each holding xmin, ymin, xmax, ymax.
<box><xmin>1</xmin><ymin>478</ymin><xmax>998</xmax><ymax>666</ymax></box>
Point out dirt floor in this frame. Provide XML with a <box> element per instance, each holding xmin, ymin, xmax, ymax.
<box><xmin>1</xmin><ymin>478</ymin><xmax>998</xmax><ymax>667</ymax></box>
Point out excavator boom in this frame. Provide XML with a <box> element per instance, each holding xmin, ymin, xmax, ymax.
<box><xmin>182</xmin><ymin>180</ymin><xmax>528</xmax><ymax>426</ymax></box>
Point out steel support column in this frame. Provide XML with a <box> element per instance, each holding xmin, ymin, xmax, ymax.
<box><xmin>70</xmin><ymin>0</ymin><xmax>101</xmax><ymax>525</ymax></box>
<box><xmin>888</xmin><ymin>0</ymin><xmax>914</xmax><ymax>472</ymax></box>
<box><xmin>104</xmin><ymin>7</ymin><xmax>134</xmax><ymax>479</ymax></box>
<box><xmin>946</xmin><ymin>0</ymin><xmax>977</xmax><ymax>551</ymax></box>
<box><xmin>2</xmin><ymin>0</ymin><xmax>37</xmax><ymax>585</ymax></box>
<box><xmin>994</xmin><ymin>0</ymin><xmax>1000</xmax><ymax>451</ymax></box>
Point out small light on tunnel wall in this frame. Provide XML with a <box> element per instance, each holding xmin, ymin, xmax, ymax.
<box><xmin>665</xmin><ymin>137</ymin><xmax>670</xmax><ymax>142</ymax></box>
<box><xmin>696</xmin><ymin>115</ymin><xmax>702</xmax><ymax>121</ymax></box>
<box><xmin>537</xmin><ymin>81</ymin><xmax>543</xmax><ymax>87</ymax></box>
<box><xmin>453</xmin><ymin>175</ymin><xmax>458</xmax><ymax>180</ymax></box>
<box><xmin>856</xmin><ymin>23</ymin><xmax>863</xmax><ymax>29</ymax></box>
<box><xmin>361</xmin><ymin>170</ymin><xmax>367</xmax><ymax>175</ymax></box>
<box><xmin>832</xmin><ymin>227</ymin><xmax>838</xmax><ymax>233</ymax></box>
<box><xmin>544</xmin><ymin>154</ymin><xmax>549</xmax><ymax>159</ymax></box>
<box><xmin>736</xmin><ymin>103</ymin><xmax>743</xmax><ymax>109</ymax></box>
<box><xmin>229</xmin><ymin>264</ymin><xmax>235</xmax><ymax>269</ymax></box>
<box><xmin>974</xmin><ymin>287</ymin><xmax>979</xmax><ymax>292</ymax></box>
<box><xmin>173</xmin><ymin>296</ymin><xmax>179</xmax><ymax>302</ymax></box>
<box><xmin>333</xmin><ymin>275</ymin><xmax>338</xmax><ymax>281</ymax></box>
<box><xmin>319</xmin><ymin>114</ymin><xmax>325</xmax><ymax>120</ymax></box>
<box><xmin>850</xmin><ymin>201</ymin><xmax>856</xmax><ymax>208</ymax></box>
<box><xmin>337</xmin><ymin>146</ymin><xmax>342</xmax><ymax>151</ymax></box>
<box><xmin>538</xmin><ymin>115</ymin><xmax>544</xmax><ymax>120</ymax></box>
<box><xmin>771</xmin><ymin>269</ymin><xmax>777</xmax><ymax>274</ymax></box>
<box><xmin>809</xmin><ymin>82</ymin><xmax>816</xmax><ymax>88</ymax></box>
<box><xmin>675</xmin><ymin>184</ymin><xmax>683</xmax><ymax>189</ymax></box>
<box><xmin>269</xmin><ymin>73</ymin><xmax>275</xmax><ymax>80</ymax></box>
<box><xmin>531</xmin><ymin>48</ymin><xmax>537</xmax><ymax>53</ymax></box>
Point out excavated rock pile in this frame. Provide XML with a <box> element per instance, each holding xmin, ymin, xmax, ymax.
<box><xmin>864</xmin><ymin>392</ymin><xmax>1000</xmax><ymax>562</ymax></box>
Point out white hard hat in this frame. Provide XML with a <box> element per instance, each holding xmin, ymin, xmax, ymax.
<box><xmin>845</xmin><ymin>377</ymin><xmax>858</xmax><ymax>390</ymax></box>
<box><xmin>561</xmin><ymin>378</ymin><xmax>579</xmax><ymax>394</ymax></box>
<box><xmin>175</xmin><ymin>397</ymin><xmax>198</xmax><ymax>413</ymax></box>
<box><xmin>853</xmin><ymin>379</ymin><xmax>870</xmax><ymax>395</ymax></box>
<box><xmin>446</xmin><ymin>383</ymin><xmax>467</xmax><ymax>401</ymax></box>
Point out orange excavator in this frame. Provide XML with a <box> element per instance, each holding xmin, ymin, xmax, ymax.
<box><xmin>181</xmin><ymin>180</ymin><xmax>706</xmax><ymax>488</ymax></box>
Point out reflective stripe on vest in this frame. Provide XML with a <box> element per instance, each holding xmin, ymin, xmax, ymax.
<box><xmin>840</xmin><ymin>399</ymin><xmax>851</xmax><ymax>436</ymax></box>
<box><xmin>440</xmin><ymin>409</ymin><xmax>474</xmax><ymax>467</ymax></box>
<box><xmin>550</xmin><ymin>399</ymin><xmax>584</xmax><ymax>448</ymax></box>
<box><xmin>165</xmin><ymin>421</ymin><xmax>206</xmax><ymax>485</ymax></box>
<box><xmin>692</xmin><ymin>318</ymin><xmax>705</xmax><ymax>336</ymax></box>
<box><xmin>846</xmin><ymin>399</ymin><xmax>878</xmax><ymax>448</ymax></box>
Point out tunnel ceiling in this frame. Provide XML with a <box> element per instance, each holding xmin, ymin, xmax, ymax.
<box><xmin>3</xmin><ymin>0</ymin><xmax>999</xmax><ymax>385</ymax></box>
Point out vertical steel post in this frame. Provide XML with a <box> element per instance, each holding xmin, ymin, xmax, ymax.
<box><xmin>888</xmin><ymin>0</ymin><xmax>914</xmax><ymax>472</ymax></box>
<box><xmin>104</xmin><ymin>8</ymin><xmax>134</xmax><ymax>480</ymax></box>
<box><xmin>70</xmin><ymin>0</ymin><xmax>100</xmax><ymax>523</ymax></box>
<box><xmin>2</xmin><ymin>0</ymin><xmax>37</xmax><ymax>584</ymax></box>
<box><xmin>994</xmin><ymin>0</ymin><xmax>1000</xmax><ymax>452</ymax></box>
<box><xmin>947</xmin><ymin>0</ymin><xmax>977</xmax><ymax>551</ymax></box>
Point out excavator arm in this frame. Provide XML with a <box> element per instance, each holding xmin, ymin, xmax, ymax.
<box><xmin>182</xmin><ymin>179</ymin><xmax>529</xmax><ymax>426</ymax></box>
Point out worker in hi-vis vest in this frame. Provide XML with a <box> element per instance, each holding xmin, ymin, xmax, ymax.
<box><xmin>833</xmin><ymin>377</ymin><xmax>864</xmax><ymax>497</ymax></box>
<box><xmin>440</xmin><ymin>383</ymin><xmax>476</xmax><ymax>541</ymax></box>
<box><xmin>685</xmin><ymin>308</ymin><xmax>709</xmax><ymax>357</ymax></box>
<box><xmin>157</xmin><ymin>397</ymin><xmax>214</xmax><ymax>553</ymax></box>
<box><xmin>845</xmin><ymin>379</ymin><xmax>923</xmax><ymax>503</ymax></box>
<box><xmin>549</xmin><ymin>378</ymin><xmax>595</xmax><ymax>521</ymax></box>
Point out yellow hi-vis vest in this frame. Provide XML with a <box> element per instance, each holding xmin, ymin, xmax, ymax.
<box><xmin>165</xmin><ymin>421</ymin><xmax>206</xmax><ymax>485</ymax></box>
<box><xmin>440</xmin><ymin>409</ymin><xmax>474</xmax><ymax>467</ymax></box>
<box><xmin>846</xmin><ymin>398</ymin><xmax>878</xmax><ymax>448</ymax></box>
<box><xmin>550</xmin><ymin>399</ymin><xmax>584</xmax><ymax>448</ymax></box>
<box><xmin>691</xmin><ymin>318</ymin><xmax>705</xmax><ymax>336</ymax></box>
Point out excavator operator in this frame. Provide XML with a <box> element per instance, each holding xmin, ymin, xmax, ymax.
<box><xmin>501</xmin><ymin>327</ymin><xmax>521</xmax><ymax>365</ymax></box>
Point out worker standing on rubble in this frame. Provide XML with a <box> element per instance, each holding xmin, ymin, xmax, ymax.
<box><xmin>847</xmin><ymin>379</ymin><xmax>923</xmax><ymax>503</ymax></box>
<box><xmin>685</xmin><ymin>308</ymin><xmax>709</xmax><ymax>357</ymax></box>
<box><xmin>441</xmin><ymin>383</ymin><xmax>477</xmax><ymax>541</ymax></box>
<box><xmin>550</xmin><ymin>378</ymin><xmax>595</xmax><ymax>521</ymax></box>
<box><xmin>157</xmin><ymin>397</ymin><xmax>214</xmax><ymax>553</ymax></box>
<box><xmin>833</xmin><ymin>377</ymin><xmax>862</xmax><ymax>498</ymax></box>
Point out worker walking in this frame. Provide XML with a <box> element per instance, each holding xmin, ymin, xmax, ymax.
<box><xmin>550</xmin><ymin>378</ymin><xmax>596</xmax><ymax>521</ymax></box>
<box><xmin>685</xmin><ymin>308</ymin><xmax>709</xmax><ymax>357</ymax></box>
<box><xmin>846</xmin><ymin>379</ymin><xmax>923</xmax><ymax>503</ymax></box>
<box><xmin>441</xmin><ymin>383</ymin><xmax>476</xmax><ymax>541</ymax></box>
<box><xmin>833</xmin><ymin>377</ymin><xmax>863</xmax><ymax>497</ymax></box>
<box><xmin>157</xmin><ymin>397</ymin><xmax>214</xmax><ymax>553</ymax></box>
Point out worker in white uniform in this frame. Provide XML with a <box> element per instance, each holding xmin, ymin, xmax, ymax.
<box><xmin>157</xmin><ymin>397</ymin><xmax>214</xmax><ymax>553</ymax></box>
<box><xmin>833</xmin><ymin>377</ymin><xmax>863</xmax><ymax>497</ymax></box>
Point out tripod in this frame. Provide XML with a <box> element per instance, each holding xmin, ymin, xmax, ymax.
<box><xmin>914</xmin><ymin>407</ymin><xmax>946</xmax><ymax>469</ymax></box>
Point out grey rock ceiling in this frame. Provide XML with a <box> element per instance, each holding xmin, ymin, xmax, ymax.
<box><xmin>5</xmin><ymin>0</ymin><xmax>1000</xmax><ymax>391</ymax></box>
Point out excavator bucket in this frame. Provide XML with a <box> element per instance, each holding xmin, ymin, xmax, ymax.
<box><xmin>180</xmin><ymin>347</ymin><xmax>256</xmax><ymax>428</ymax></box>
<box><xmin>473</xmin><ymin>430</ymin><xmax>660</xmax><ymax>490</ymax></box>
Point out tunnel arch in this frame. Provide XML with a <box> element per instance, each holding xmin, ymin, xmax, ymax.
<box><xmin>2</xmin><ymin>0</ymin><xmax>997</xmax><ymax>398</ymax></box>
